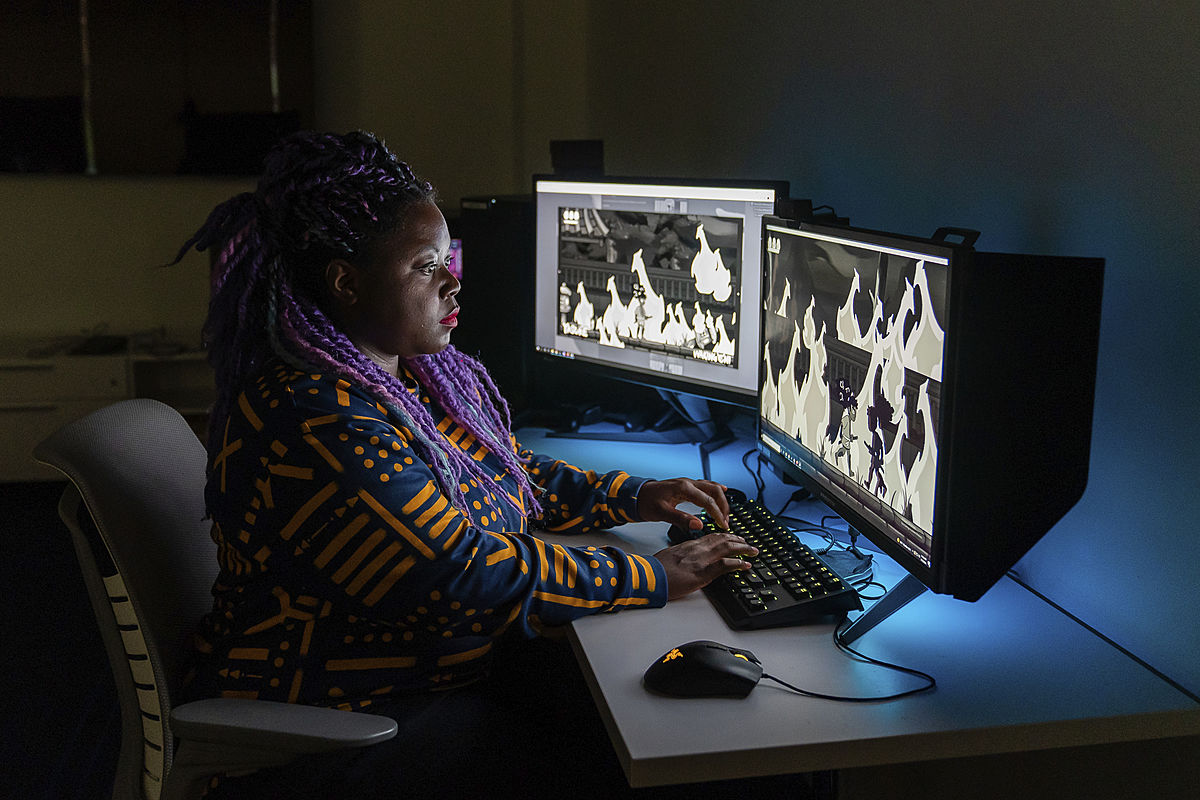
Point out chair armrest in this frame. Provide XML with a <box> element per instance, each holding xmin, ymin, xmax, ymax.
<box><xmin>170</xmin><ymin>698</ymin><xmax>397</xmax><ymax>753</ymax></box>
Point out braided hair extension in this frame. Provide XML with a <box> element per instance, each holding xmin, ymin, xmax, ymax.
<box><xmin>170</xmin><ymin>130</ymin><xmax>541</xmax><ymax>516</ymax></box>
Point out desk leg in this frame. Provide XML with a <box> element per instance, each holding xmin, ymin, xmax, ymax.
<box><xmin>813</xmin><ymin>768</ymin><xmax>839</xmax><ymax>800</ymax></box>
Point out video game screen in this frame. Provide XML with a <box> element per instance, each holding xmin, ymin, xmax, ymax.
<box><xmin>555</xmin><ymin>207</ymin><xmax>743</xmax><ymax>365</ymax></box>
<box><xmin>759</xmin><ymin>222</ymin><xmax>951</xmax><ymax>566</ymax></box>
<box><xmin>534</xmin><ymin>179</ymin><xmax>781</xmax><ymax>401</ymax></box>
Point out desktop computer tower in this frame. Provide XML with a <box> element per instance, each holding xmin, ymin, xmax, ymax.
<box><xmin>452</xmin><ymin>194</ymin><xmax>536</xmax><ymax>411</ymax></box>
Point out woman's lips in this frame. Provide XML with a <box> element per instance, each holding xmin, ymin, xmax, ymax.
<box><xmin>440</xmin><ymin>310</ymin><xmax>459</xmax><ymax>327</ymax></box>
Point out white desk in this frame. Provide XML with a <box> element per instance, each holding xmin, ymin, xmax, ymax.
<box><xmin>539</xmin><ymin>520</ymin><xmax>1200</xmax><ymax>788</ymax></box>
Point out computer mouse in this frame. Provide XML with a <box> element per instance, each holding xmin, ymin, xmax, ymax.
<box><xmin>643</xmin><ymin>640</ymin><xmax>763</xmax><ymax>698</ymax></box>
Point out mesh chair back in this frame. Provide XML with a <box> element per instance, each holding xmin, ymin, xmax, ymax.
<box><xmin>35</xmin><ymin>399</ymin><xmax>213</xmax><ymax>800</ymax></box>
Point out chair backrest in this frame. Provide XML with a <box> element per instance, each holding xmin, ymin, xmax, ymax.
<box><xmin>34</xmin><ymin>399</ymin><xmax>214</xmax><ymax>800</ymax></box>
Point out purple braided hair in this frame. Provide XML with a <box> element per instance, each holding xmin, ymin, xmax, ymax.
<box><xmin>170</xmin><ymin>130</ymin><xmax>540</xmax><ymax>517</ymax></box>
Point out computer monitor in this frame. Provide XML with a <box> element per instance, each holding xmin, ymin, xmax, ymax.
<box><xmin>533</xmin><ymin>176</ymin><xmax>788</xmax><ymax>408</ymax></box>
<box><xmin>757</xmin><ymin>216</ymin><xmax>1104</xmax><ymax>641</ymax></box>
<box><xmin>447</xmin><ymin>237</ymin><xmax>463</xmax><ymax>280</ymax></box>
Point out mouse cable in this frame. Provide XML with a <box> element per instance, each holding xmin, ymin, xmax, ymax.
<box><xmin>759</xmin><ymin>671</ymin><xmax>933</xmax><ymax>703</ymax></box>
<box><xmin>832</xmin><ymin>618</ymin><xmax>936</xmax><ymax>696</ymax></box>
<box><xmin>757</xmin><ymin>620</ymin><xmax>936</xmax><ymax>702</ymax></box>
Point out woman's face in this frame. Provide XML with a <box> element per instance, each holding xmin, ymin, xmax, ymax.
<box><xmin>333</xmin><ymin>201</ymin><xmax>461</xmax><ymax>369</ymax></box>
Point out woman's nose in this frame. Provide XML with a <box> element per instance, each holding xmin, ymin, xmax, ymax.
<box><xmin>442</xmin><ymin>267</ymin><xmax>461</xmax><ymax>296</ymax></box>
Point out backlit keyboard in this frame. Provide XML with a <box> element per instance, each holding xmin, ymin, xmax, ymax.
<box><xmin>667</xmin><ymin>492</ymin><xmax>863</xmax><ymax>629</ymax></box>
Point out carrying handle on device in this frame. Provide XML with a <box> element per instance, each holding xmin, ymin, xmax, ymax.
<box><xmin>931</xmin><ymin>227</ymin><xmax>981</xmax><ymax>247</ymax></box>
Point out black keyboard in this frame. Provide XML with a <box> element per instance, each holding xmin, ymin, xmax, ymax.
<box><xmin>667</xmin><ymin>491</ymin><xmax>863</xmax><ymax>629</ymax></box>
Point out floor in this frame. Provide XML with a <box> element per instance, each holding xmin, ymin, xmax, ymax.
<box><xmin>1</xmin><ymin>481</ymin><xmax>119</xmax><ymax>798</ymax></box>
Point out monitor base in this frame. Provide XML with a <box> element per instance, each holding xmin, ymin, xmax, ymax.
<box><xmin>838</xmin><ymin>572</ymin><xmax>927</xmax><ymax>646</ymax></box>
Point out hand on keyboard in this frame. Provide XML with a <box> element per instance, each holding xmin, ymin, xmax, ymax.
<box><xmin>654</xmin><ymin>533</ymin><xmax>759</xmax><ymax>601</ymax></box>
<box><xmin>636</xmin><ymin>477</ymin><xmax>733</xmax><ymax>531</ymax></box>
<box><xmin>666</xmin><ymin>490</ymin><xmax>863</xmax><ymax>628</ymax></box>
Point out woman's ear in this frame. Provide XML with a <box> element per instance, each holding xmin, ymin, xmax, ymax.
<box><xmin>326</xmin><ymin>258</ymin><xmax>359</xmax><ymax>305</ymax></box>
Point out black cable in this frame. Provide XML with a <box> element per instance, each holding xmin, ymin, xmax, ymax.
<box><xmin>777</xmin><ymin>514</ymin><xmax>872</xmax><ymax>571</ymax></box>
<box><xmin>819</xmin><ymin>514</ymin><xmax>844</xmax><ymax>530</ymax></box>
<box><xmin>775</xmin><ymin>488</ymin><xmax>811</xmax><ymax>519</ymax></box>
<box><xmin>1005</xmin><ymin>571</ymin><xmax>1200</xmax><ymax>705</ymax></box>
<box><xmin>851</xmin><ymin>580</ymin><xmax>887</xmax><ymax>601</ymax></box>
<box><xmin>760</xmin><ymin>670</ymin><xmax>932</xmax><ymax>703</ymax></box>
<box><xmin>740</xmin><ymin>448</ymin><xmax>765</xmax><ymax>503</ymax></box>
<box><xmin>759</xmin><ymin>622</ymin><xmax>935</xmax><ymax>702</ymax></box>
<box><xmin>832</xmin><ymin>619</ymin><xmax>936</xmax><ymax>685</ymax></box>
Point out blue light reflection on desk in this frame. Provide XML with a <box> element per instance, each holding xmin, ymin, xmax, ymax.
<box><xmin>520</xmin><ymin>419</ymin><xmax>1198</xmax><ymax>728</ymax></box>
<box><xmin>517</xmin><ymin>423</ymin><xmax>714</xmax><ymax>485</ymax></box>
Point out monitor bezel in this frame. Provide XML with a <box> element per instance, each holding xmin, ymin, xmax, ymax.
<box><xmin>532</xmin><ymin>173</ymin><xmax>789</xmax><ymax>408</ymax></box>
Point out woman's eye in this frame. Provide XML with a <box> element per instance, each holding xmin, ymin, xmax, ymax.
<box><xmin>420</xmin><ymin>262</ymin><xmax>438</xmax><ymax>275</ymax></box>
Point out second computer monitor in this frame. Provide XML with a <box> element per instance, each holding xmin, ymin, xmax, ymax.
<box><xmin>758</xmin><ymin>216</ymin><xmax>1105</xmax><ymax>603</ymax></box>
<box><xmin>533</xmin><ymin>176</ymin><xmax>787</xmax><ymax>406</ymax></box>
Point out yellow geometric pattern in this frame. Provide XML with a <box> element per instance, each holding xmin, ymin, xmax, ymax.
<box><xmin>191</xmin><ymin>361</ymin><xmax>667</xmax><ymax>709</ymax></box>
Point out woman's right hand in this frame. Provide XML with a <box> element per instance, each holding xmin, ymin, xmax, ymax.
<box><xmin>654</xmin><ymin>533</ymin><xmax>758</xmax><ymax>601</ymax></box>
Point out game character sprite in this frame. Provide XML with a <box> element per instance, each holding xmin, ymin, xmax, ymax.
<box><xmin>628</xmin><ymin>283</ymin><xmax>648</xmax><ymax>339</ymax></box>
<box><xmin>831</xmin><ymin>379</ymin><xmax>859</xmax><ymax>477</ymax></box>
<box><xmin>559</xmin><ymin>281</ymin><xmax>572</xmax><ymax>329</ymax></box>
<box><xmin>692</xmin><ymin>302</ymin><xmax>712</xmax><ymax>349</ymax></box>
<box><xmin>865</xmin><ymin>431</ymin><xmax>886</xmax><ymax>499</ymax></box>
<box><xmin>865</xmin><ymin>391</ymin><xmax>892</xmax><ymax>500</ymax></box>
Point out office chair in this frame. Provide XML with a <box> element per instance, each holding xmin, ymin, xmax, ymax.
<box><xmin>34</xmin><ymin>398</ymin><xmax>397</xmax><ymax>800</ymax></box>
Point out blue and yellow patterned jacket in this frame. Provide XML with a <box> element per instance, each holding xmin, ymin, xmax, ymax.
<box><xmin>190</xmin><ymin>360</ymin><xmax>668</xmax><ymax>708</ymax></box>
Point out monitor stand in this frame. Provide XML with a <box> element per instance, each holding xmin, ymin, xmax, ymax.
<box><xmin>545</xmin><ymin>388</ymin><xmax>733</xmax><ymax>481</ymax></box>
<box><xmin>837</xmin><ymin>572</ymin><xmax>927</xmax><ymax>646</ymax></box>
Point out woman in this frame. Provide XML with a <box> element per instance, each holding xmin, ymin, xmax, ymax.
<box><xmin>171</xmin><ymin>130</ymin><xmax>769</xmax><ymax>798</ymax></box>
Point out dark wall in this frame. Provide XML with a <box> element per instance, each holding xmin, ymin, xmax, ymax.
<box><xmin>579</xmin><ymin>0</ymin><xmax>1200</xmax><ymax>695</ymax></box>
<box><xmin>0</xmin><ymin>0</ymin><xmax>313</xmax><ymax>174</ymax></box>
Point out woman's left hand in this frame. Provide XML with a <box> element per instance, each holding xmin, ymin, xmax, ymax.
<box><xmin>636</xmin><ymin>478</ymin><xmax>731</xmax><ymax>532</ymax></box>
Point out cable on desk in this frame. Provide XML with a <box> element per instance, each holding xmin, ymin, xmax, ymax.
<box><xmin>776</xmin><ymin>513</ymin><xmax>879</xmax><ymax>597</ymax></box>
<box><xmin>760</xmin><ymin>670</ymin><xmax>934</xmax><ymax>702</ymax></box>
<box><xmin>775</xmin><ymin>489</ymin><xmax>813</xmax><ymax>518</ymax></box>
<box><xmin>759</xmin><ymin>619</ymin><xmax>937</xmax><ymax>702</ymax></box>
<box><xmin>850</xmin><ymin>580</ymin><xmax>887</xmax><ymax>602</ymax></box>
<box><xmin>759</xmin><ymin>620</ymin><xmax>935</xmax><ymax>701</ymax></box>
<box><xmin>741</xmin><ymin>448</ymin><xmax>766</xmax><ymax>503</ymax></box>
<box><xmin>1005</xmin><ymin>570</ymin><xmax>1200</xmax><ymax>705</ymax></box>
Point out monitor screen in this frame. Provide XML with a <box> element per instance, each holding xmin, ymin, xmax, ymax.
<box><xmin>533</xmin><ymin>176</ymin><xmax>787</xmax><ymax>405</ymax></box>
<box><xmin>759</xmin><ymin>220</ymin><xmax>952</xmax><ymax>574</ymax></box>
<box><xmin>758</xmin><ymin>216</ymin><xmax>1104</xmax><ymax>603</ymax></box>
